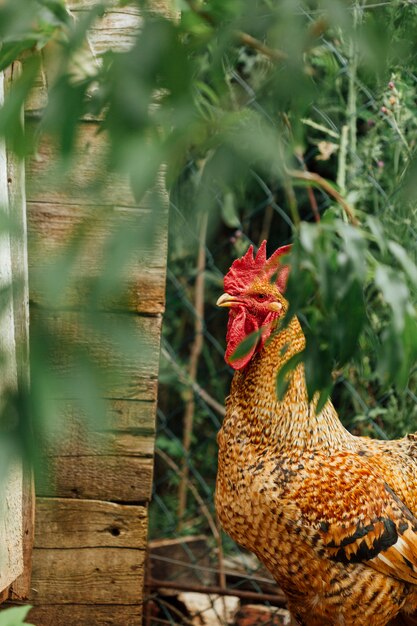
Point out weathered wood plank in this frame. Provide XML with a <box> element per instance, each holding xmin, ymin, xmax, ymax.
<box><xmin>68</xmin><ymin>0</ymin><xmax>172</xmax><ymax>12</ymax></box>
<box><xmin>9</xmin><ymin>470</ymin><xmax>35</xmax><ymax>601</ymax></box>
<box><xmin>0</xmin><ymin>71</ymin><xmax>23</xmax><ymax>596</ymax></box>
<box><xmin>24</xmin><ymin>56</ymin><xmax>47</xmax><ymax>114</ymax></box>
<box><xmin>5</xmin><ymin>64</ymin><xmax>34</xmax><ymax>601</ymax></box>
<box><xmin>30</xmin><ymin>547</ymin><xmax>145</xmax><ymax>604</ymax></box>
<box><xmin>26</xmin><ymin>122</ymin><xmax>139</xmax><ymax>206</ymax></box>
<box><xmin>71</xmin><ymin>8</ymin><xmax>141</xmax><ymax>55</ymax></box>
<box><xmin>28</xmin><ymin>201</ymin><xmax>167</xmax><ymax>313</ymax></box>
<box><xmin>30</xmin><ymin>309</ymin><xmax>161</xmax><ymax>400</ymax></box>
<box><xmin>36</xmin><ymin>455</ymin><xmax>154</xmax><ymax>502</ymax></box>
<box><xmin>0</xmin><ymin>463</ymin><xmax>23</xmax><ymax>592</ymax></box>
<box><xmin>44</xmin><ymin>428</ymin><xmax>155</xmax><ymax>457</ymax></box>
<box><xmin>35</xmin><ymin>498</ymin><xmax>147</xmax><ymax>549</ymax></box>
<box><xmin>25</xmin><ymin>0</ymin><xmax>174</xmax><ymax>116</ymax></box>
<box><xmin>40</xmin><ymin>396</ymin><xmax>156</xmax><ymax>461</ymax></box>
<box><xmin>5</xmin><ymin>64</ymin><xmax>30</xmax><ymax>385</ymax></box>
<box><xmin>54</xmin><ymin>398</ymin><xmax>156</xmax><ymax>434</ymax></box>
<box><xmin>26</xmin><ymin>604</ymin><xmax>142</xmax><ymax>625</ymax></box>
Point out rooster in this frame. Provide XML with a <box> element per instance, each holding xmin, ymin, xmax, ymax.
<box><xmin>216</xmin><ymin>241</ymin><xmax>417</xmax><ymax>626</ymax></box>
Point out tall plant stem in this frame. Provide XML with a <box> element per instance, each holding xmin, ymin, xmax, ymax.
<box><xmin>177</xmin><ymin>210</ymin><xmax>208</xmax><ymax>530</ymax></box>
<box><xmin>347</xmin><ymin>3</ymin><xmax>361</xmax><ymax>197</ymax></box>
<box><xmin>337</xmin><ymin>124</ymin><xmax>349</xmax><ymax>197</ymax></box>
<box><xmin>287</xmin><ymin>169</ymin><xmax>359</xmax><ymax>226</ymax></box>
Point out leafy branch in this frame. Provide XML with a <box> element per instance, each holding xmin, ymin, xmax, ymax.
<box><xmin>182</xmin><ymin>0</ymin><xmax>288</xmax><ymax>63</ymax></box>
<box><xmin>287</xmin><ymin>169</ymin><xmax>359</xmax><ymax>226</ymax></box>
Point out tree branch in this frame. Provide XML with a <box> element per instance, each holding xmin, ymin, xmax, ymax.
<box><xmin>177</xmin><ymin>211</ymin><xmax>208</xmax><ymax>529</ymax></box>
<box><xmin>161</xmin><ymin>346</ymin><xmax>225</xmax><ymax>417</ymax></box>
<box><xmin>236</xmin><ymin>31</ymin><xmax>287</xmax><ymax>63</ymax></box>
<box><xmin>183</xmin><ymin>0</ymin><xmax>288</xmax><ymax>64</ymax></box>
<box><xmin>286</xmin><ymin>168</ymin><xmax>359</xmax><ymax>226</ymax></box>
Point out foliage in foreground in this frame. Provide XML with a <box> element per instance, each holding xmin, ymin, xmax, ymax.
<box><xmin>0</xmin><ymin>0</ymin><xmax>417</xmax><ymax>535</ymax></box>
<box><xmin>0</xmin><ymin>606</ymin><xmax>33</xmax><ymax>626</ymax></box>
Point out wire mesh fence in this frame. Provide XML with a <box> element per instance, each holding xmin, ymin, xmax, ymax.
<box><xmin>144</xmin><ymin>4</ymin><xmax>417</xmax><ymax>624</ymax></box>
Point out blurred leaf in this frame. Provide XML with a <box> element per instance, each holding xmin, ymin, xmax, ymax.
<box><xmin>375</xmin><ymin>264</ymin><xmax>409</xmax><ymax>332</ymax></box>
<box><xmin>230</xmin><ymin>329</ymin><xmax>262</xmax><ymax>363</ymax></box>
<box><xmin>276</xmin><ymin>350</ymin><xmax>304</xmax><ymax>400</ymax></box>
<box><xmin>0</xmin><ymin>606</ymin><xmax>33</xmax><ymax>626</ymax></box>
<box><xmin>388</xmin><ymin>240</ymin><xmax>417</xmax><ymax>287</ymax></box>
<box><xmin>221</xmin><ymin>190</ymin><xmax>240</xmax><ymax>227</ymax></box>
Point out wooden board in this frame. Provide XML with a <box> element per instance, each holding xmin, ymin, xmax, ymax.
<box><xmin>70</xmin><ymin>7</ymin><xmax>141</xmax><ymax>56</ymax></box>
<box><xmin>30</xmin><ymin>309</ymin><xmax>162</xmax><ymax>401</ymax></box>
<box><xmin>25</xmin><ymin>0</ymin><xmax>175</xmax><ymax>115</ymax></box>
<box><xmin>44</xmin><ymin>398</ymin><xmax>156</xmax><ymax>439</ymax></box>
<box><xmin>34</xmin><ymin>498</ymin><xmax>147</xmax><ymax>549</ymax></box>
<box><xmin>35</xmin><ymin>397</ymin><xmax>157</xmax><ymax>498</ymax></box>
<box><xmin>29</xmin><ymin>498</ymin><xmax>147</xmax><ymax>607</ymax></box>
<box><xmin>38</xmin><ymin>399</ymin><xmax>156</xmax><ymax>460</ymax></box>
<box><xmin>27</xmin><ymin>604</ymin><xmax>142</xmax><ymax>625</ymax></box>
<box><xmin>5</xmin><ymin>64</ymin><xmax>35</xmax><ymax>602</ymax></box>
<box><xmin>68</xmin><ymin>0</ymin><xmax>172</xmax><ymax>12</ymax></box>
<box><xmin>0</xmin><ymin>463</ymin><xmax>23</xmax><ymax>592</ymax></box>
<box><xmin>0</xmin><ymin>71</ymin><xmax>24</xmax><ymax>596</ymax></box>
<box><xmin>27</xmin><ymin>201</ymin><xmax>167</xmax><ymax>313</ymax></box>
<box><xmin>8</xmin><ymin>469</ymin><xmax>35</xmax><ymax>601</ymax></box>
<box><xmin>43</xmin><ymin>426</ymin><xmax>155</xmax><ymax>457</ymax></box>
<box><xmin>36</xmin><ymin>455</ymin><xmax>154</xmax><ymax>502</ymax></box>
<box><xmin>31</xmin><ymin>547</ymin><xmax>145</xmax><ymax>604</ymax></box>
<box><xmin>26</xmin><ymin>121</ymin><xmax>144</xmax><ymax>207</ymax></box>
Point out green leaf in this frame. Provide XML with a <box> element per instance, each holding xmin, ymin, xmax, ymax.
<box><xmin>229</xmin><ymin>329</ymin><xmax>262</xmax><ymax>363</ymax></box>
<box><xmin>315</xmin><ymin>386</ymin><xmax>332</xmax><ymax>415</ymax></box>
<box><xmin>375</xmin><ymin>264</ymin><xmax>409</xmax><ymax>332</ymax></box>
<box><xmin>0</xmin><ymin>41</ymin><xmax>37</xmax><ymax>72</ymax></box>
<box><xmin>276</xmin><ymin>351</ymin><xmax>304</xmax><ymax>400</ymax></box>
<box><xmin>367</xmin><ymin>216</ymin><xmax>387</xmax><ymax>253</ymax></box>
<box><xmin>0</xmin><ymin>606</ymin><xmax>34</xmax><ymax>626</ymax></box>
<box><xmin>388</xmin><ymin>240</ymin><xmax>417</xmax><ymax>287</ymax></box>
<box><xmin>221</xmin><ymin>191</ymin><xmax>240</xmax><ymax>228</ymax></box>
<box><xmin>38</xmin><ymin>0</ymin><xmax>72</xmax><ymax>26</ymax></box>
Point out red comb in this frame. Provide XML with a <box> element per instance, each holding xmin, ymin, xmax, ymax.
<box><xmin>224</xmin><ymin>241</ymin><xmax>291</xmax><ymax>294</ymax></box>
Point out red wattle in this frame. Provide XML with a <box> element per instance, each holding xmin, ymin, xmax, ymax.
<box><xmin>225</xmin><ymin>309</ymin><xmax>278</xmax><ymax>370</ymax></box>
<box><xmin>225</xmin><ymin>309</ymin><xmax>258</xmax><ymax>370</ymax></box>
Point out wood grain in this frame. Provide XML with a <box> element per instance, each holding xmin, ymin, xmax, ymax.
<box><xmin>26</xmin><ymin>604</ymin><xmax>142</xmax><ymax>625</ymax></box>
<box><xmin>36</xmin><ymin>455</ymin><xmax>154</xmax><ymax>502</ymax></box>
<box><xmin>26</xmin><ymin>121</ymin><xmax>143</xmax><ymax>207</ymax></box>
<box><xmin>14</xmin><ymin>1</ymin><xmax>171</xmax><ymax>620</ymax></box>
<box><xmin>51</xmin><ymin>398</ymin><xmax>156</xmax><ymax>434</ymax></box>
<box><xmin>34</xmin><ymin>498</ymin><xmax>147</xmax><ymax>549</ymax></box>
<box><xmin>71</xmin><ymin>7</ymin><xmax>141</xmax><ymax>56</ymax></box>
<box><xmin>9</xmin><ymin>469</ymin><xmax>35</xmax><ymax>601</ymax></box>
<box><xmin>0</xmin><ymin>462</ymin><xmax>24</xmax><ymax>593</ymax></box>
<box><xmin>5</xmin><ymin>64</ymin><xmax>34</xmax><ymax>602</ymax></box>
<box><xmin>68</xmin><ymin>0</ymin><xmax>172</xmax><ymax>13</ymax></box>
<box><xmin>0</xmin><ymin>71</ymin><xmax>23</xmax><ymax>596</ymax></box>
<box><xmin>30</xmin><ymin>547</ymin><xmax>145</xmax><ymax>604</ymax></box>
<box><xmin>44</xmin><ymin>428</ymin><xmax>155</xmax><ymax>457</ymax></box>
<box><xmin>30</xmin><ymin>308</ymin><xmax>162</xmax><ymax>401</ymax></box>
<box><xmin>27</xmin><ymin>201</ymin><xmax>167</xmax><ymax>313</ymax></box>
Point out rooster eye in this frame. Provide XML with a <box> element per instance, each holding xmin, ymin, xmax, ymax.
<box><xmin>255</xmin><ymin>293</ymin><xmax>267</xmax><ymax>300</ymax></box>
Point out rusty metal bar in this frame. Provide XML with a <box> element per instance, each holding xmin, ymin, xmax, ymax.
<box><xmin>146</xmin><ymin>577</ymin><xmax>287</xmax><ymax>606</ymax></box>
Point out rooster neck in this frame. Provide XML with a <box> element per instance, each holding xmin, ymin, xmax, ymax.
<box><xmin>227</xmin><ymin>315</ymin><xmax>353</xmax><ymax>453</ymax></box>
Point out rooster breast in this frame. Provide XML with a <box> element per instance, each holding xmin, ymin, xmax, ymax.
<box><xmin>215</xmin><ymin>409</ymin><xmax>417</xmax><ymax>626</ymax></box>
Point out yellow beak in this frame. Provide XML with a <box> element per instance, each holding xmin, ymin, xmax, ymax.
<box><xmin>216</xmin><ymin>293</ymin><xmax>239</xmax><ymax>308</ymax></box>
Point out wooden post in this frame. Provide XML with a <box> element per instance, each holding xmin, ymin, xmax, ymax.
<box><xmin>0</xmin><ymin>70</ymin><xmax>25</xmax><ymax>599</ymax></box>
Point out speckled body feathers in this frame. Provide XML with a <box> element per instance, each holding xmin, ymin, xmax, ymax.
<box><xmin>216</xmin><ymin>251</ymin><xmax>417</xmax><ymax>626</ymax></box>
